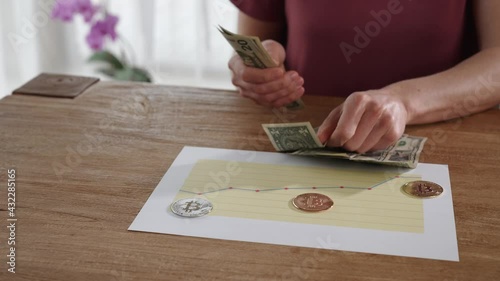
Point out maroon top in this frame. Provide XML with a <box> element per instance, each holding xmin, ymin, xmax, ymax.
<box><xmin>231</xmin><ymin>0</ymin><xmax>477</xmax><ymax>97</ymax></box>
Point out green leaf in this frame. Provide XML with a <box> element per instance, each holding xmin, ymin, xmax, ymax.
<box><xmin>96</xmin><ymin>67</ymin><xmax>117</xmax><ymax>78</ymax></box>
<box><xmin>130</xmin><ymin>67</ymin><xmax>152</xmax><ymax>82</ymax></box>
<box><xmin>88</xmin><ymin>51</ymin><xmax>125</xmax><ymax>69</ymax></box>
<box><xmin>113</xmin><ymin>67</ymin><xmax>152</xmax><ymax>82</ymax></box>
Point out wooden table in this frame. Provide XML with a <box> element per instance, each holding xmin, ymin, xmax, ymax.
<box><xmin>0</xmin><ymin>80</ymin><xmax>499</xmax><ymax>281</ymax></box>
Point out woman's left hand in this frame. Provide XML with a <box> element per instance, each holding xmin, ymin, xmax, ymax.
<box><xmin>317</xmin><ymin>89</ymin><xmax>409</xmax><ymax>153</ymax></box>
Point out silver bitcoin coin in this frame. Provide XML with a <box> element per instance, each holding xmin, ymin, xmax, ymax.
<box><xmin>170</xmin><ymin>198</ymin><xmax>213</xmax><ymax>218</ymax></box>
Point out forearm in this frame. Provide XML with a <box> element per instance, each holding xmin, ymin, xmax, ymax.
<box><xmin>385</xmin><ymin>47</ymin><xmax>500</xmax><ymax>125</ymax></box>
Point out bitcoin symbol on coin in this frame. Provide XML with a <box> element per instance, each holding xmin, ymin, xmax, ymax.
<box><xmin>182</xmin><ymin>200</ymin><xmax>202</xmax><ymax>213</ymax></box>
<box><xmin>307</xmin><ymin>196</ymin><xmax>324</xmax><ymax>207</ymax></box>
<box><xmin>292</xmin><ymin>193</ymin><xmax>334</xmax><ymax>212</ymax></box>
<box><xmin>170</xmin><ymin>198</ymin><xmax>213</xmax><ymax>218</ymax></box>
<box><xmin>416</xmin><ymin>183</ymin><xmax>434</xmax><ymax>194</ymax></box>
<box><xmin>401</xmin><ymin>181</ymin><xmax>444</xmax><ymax>198</ymax></box>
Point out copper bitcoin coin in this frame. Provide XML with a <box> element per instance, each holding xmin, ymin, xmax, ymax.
<box><xmin>292</xmin><ymin>193</ymin><xmax>334</xmax><ymax>212</ymax></box>
<box><xmin>401</xmin><ymin>181</ymin><xmax>444</xmax><ymax>198</ymax></box>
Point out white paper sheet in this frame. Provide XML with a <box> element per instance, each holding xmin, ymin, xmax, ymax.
<box><xmin>129</xmin><ymin>146</ymin><xmax>458</xmax><ymax>261</ymax></box>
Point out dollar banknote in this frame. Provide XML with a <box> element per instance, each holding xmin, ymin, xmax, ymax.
<box><xmin>262</xmin><ymin>122</ymin><xmax>427</xmax><ymax>168</ymax></box>
<box><xmin>218</xmin><ymin>25</ymin><xmax>304</xmax><ymax>110</ymax></box>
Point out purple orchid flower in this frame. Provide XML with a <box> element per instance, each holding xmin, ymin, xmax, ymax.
<box><xmin>51</xmin><ymin>0</ymin><xmax>77</xmax><ymax>22</ymax></box>
<box><xmin>85</xmin><ymin>29</ymin><xmax>104</xmax><ymax>50</ymax></box>
<box><xmin>52</xmin><ymin>0</ymin><xmax>97</xmax><ymax>22</ymax></box>
<box><xmin>75</xmin><ymin>0</ymin><xmax>98</xmax><ymax>22</ymax></box>
<box><xmin>52</xmin><ymin>0</ymin><xmax>120</xmax><ymax>51</ymax></box>
<box><xmin>86</xmin><ymin>14</ymin><xmax>119</xmax><ymax>50</ymax></box>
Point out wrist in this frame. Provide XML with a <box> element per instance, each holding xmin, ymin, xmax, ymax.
<box><xmin>382</xmin><ymin>82</ymin><xmax>417</xmax><ymax>124</ymax></box>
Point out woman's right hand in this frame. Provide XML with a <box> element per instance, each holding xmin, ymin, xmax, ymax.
<box><xmin>228</xmin><ymin>40</ymin><xmax>305</xmax><ymax>108</ymax></box>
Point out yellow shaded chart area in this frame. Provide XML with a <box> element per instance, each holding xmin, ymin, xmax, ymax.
<box><xmin>174</xmin><ymin>159</ymin><xmax>424</xmax><ymax>233</ymax></box>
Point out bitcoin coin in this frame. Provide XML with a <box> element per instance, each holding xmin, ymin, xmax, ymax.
<box><xmin>292</xmin><ymin>193</ymin><xmax>333</xmax><ymax>212</ymax></box>
<box><xmin>401</xmin><ymin>181</ymin><xmax>444</xmax><ymax>198</ymax></box>
<box><xmin>170</xmin><ymin>198</ymin><xmax>213</xmax><ymax>218</ymax></box>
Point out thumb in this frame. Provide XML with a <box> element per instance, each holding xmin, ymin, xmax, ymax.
<box><xmin>261</xmin><ymin>40</ymin><xmax>286</xmax><ymax>67</ymax></box>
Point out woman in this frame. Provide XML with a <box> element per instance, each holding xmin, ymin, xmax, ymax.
<box><xmin>228</xmin><ymin>0</ymin><xmax>500</xmax><ymax>153</ymax></box>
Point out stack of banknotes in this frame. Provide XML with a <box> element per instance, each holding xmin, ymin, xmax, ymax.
<box><xmin>263</xmin><ymin>122</ymin><xmax>427</xmax><ymax>168</ymax></box>
<box><xmin>218</xmin><ymin>25</ymin><xmax>304</xmax><ymax>110</ymax></box>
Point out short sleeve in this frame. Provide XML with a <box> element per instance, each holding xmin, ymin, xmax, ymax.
<box><xmin>230</xmin><ymin>0</ymin><xmax>285</xmax><ymax>22</ymax></box>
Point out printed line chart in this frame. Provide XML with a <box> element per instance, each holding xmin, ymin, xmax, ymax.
<box><xmin>179</xmin><ymin>175</ymin><xmax>420</xmax><ymax>195</ymax></box>
<box><xmin>174</xmin><ymin>159</ymin><xmax>424</xmax><ymax>233</ymax></box>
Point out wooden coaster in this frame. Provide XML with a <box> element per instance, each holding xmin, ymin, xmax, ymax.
<box><xmin>13</xmin><ymin>73</ymin><xmax>99</xmax><ymax>98</ymax></box>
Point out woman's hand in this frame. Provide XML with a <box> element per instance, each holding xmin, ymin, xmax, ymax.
<box><xmin>317</xmin><ymin>89</ymin><xmax>409</xmax><ymax>153</ymax></box>
<box><xmin>228</xmin><ymin>40</ymin><xmax>305</xmax><ymax>108</ymax></box>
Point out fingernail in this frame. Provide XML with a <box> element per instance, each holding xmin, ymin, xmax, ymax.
<box><xmin>340</xmin><ymin>138</ymin><xmax>348</xmax><ymax>147</ymax></box>
<box><xmin>295</xmin><ymin>78</ymin><xmax>304</xmax><ymax>86</ymax></box>
<box><xmin>316</xmin><ymin>128</ymin><xmax>324</xmax><ymax>140</ymax></box>
<box><xmin>290</xmin><ymin>72</ymin><xmax>299</xmax><ymax>80</ymax></box>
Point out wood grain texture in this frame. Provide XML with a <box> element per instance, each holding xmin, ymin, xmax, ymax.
<box><xmin>0</xmin><ymin>81</ymin><xmax>499</xmax><ymax>281</ymax></box>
